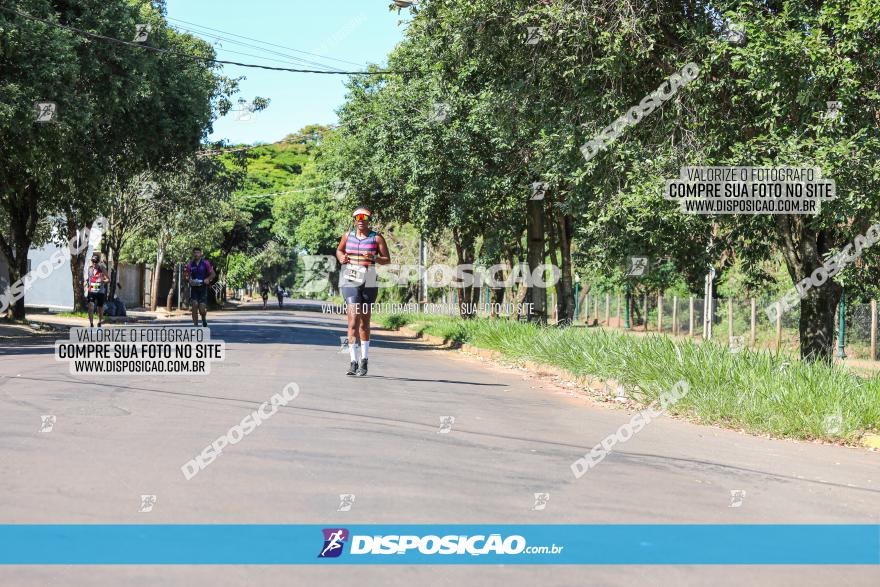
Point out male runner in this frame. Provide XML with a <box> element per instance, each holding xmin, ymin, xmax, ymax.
<box><xmin>336</xmin><ymin>207</ymin><xmax>390</xmax><ymax>376</ymax></box>
<box><xmin>84</xmin><ymin>254</ymin><xmax>110</xmax><ymax>327</ymax></box>
<box><xmin>184</xmin><ymin>247</ymin><xmax>216</xmax><ymax>327</ymax></box>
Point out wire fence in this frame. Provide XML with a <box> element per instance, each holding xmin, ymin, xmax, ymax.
<box><xmin>578</xmin><ymin>291</ymin><xmax>879</xmax><ymax>361</ymax></box>
<box><xmin>373</xmin><ymin>281</ymin><xmax>878</xmax><ymax>361</ymax></box>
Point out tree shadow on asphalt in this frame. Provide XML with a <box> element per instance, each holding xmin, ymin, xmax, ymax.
<box><xmin>0</xmin><ymin>318</ymin><xmax>437</xmax><ymax>355</ymax></box>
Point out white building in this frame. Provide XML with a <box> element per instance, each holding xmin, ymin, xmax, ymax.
<box><xmin>0</xmin><ymin>220</ymin><xmax>147</xmax><ymax>311</ymax></box>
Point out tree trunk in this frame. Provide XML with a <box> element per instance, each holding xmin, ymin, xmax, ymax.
<box><xmin>63</xmin><ymin>215</ymin><xmax>94</xmax><ymax>312</ymax></box>
<box><xmin>526</xmin><ymin>197</ymin><xmax>546</xmax><ymax>323</ymax></box>
<box><xmin>799</xmin><ymin>285</ymin><xmax>840</xmax><ymax>362</ymax></box>
<box><xmin>491</xmin><ymin>283</ymin><xmax>504</xmax><ymax>316</ymax></box>
<box><xmin>0</xmin><ymin>186</ymin><xmax>40</xmax><ymax>320</ymax></box>
<box><xmin>166</xmin><ymin>263</ymin><xmax>178</xmax><ymax>312</ymax></box>
<box><xmin>150</xmin><ymin>243</ymin><xmax>165</xmax><ymax>312</ymax></box>
<box><xmin>453</xmin><ymin>229</ymin><xmax>476</xmax><ymax>319</ymax></box>
<box><xmin>9</xmin><ymin>240</ymin><xmax>29</xmax><ymax>320</ymax></box>
<box><xmin>555</xmin><ymin>211</ymin><xmax>574</xmax><ymax>324</ymax></box>
<box><xmin>775</xmin><ymin>216</ymin><xmax>840</xmax><ymax>362</ymax></box>
<box><xmin>504</xmin><ymin>250</ymin><xmax>516</xmax><ymax>317</ymax></box>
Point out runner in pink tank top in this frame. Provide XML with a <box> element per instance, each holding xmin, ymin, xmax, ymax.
<box><xmin>335</xmin><ymin>207</ymin><xmax>391</xmax><ymax>376</ymax></box>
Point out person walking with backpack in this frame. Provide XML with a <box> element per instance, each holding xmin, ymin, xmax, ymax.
<box><xmin>275</xmin><ymin>284</ymin><xmax>284</xmax><ymax>309</ymax></box>
<box><xmin>184</xmin><ymin>247</ymin><xmax>216</xmax><ymax>327</ymax></box>
<box><xmin>84</xmin><ymin>254</ymin><xmax>110</xmax><ymax>328</ymax></box>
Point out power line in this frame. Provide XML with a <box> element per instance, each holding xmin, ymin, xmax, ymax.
<box><xmin>0</xmin><ymin>7</ymin><xmax>403</xmax><ymax>76</ymax></box>
<box><xmin>197</xmin><ymin>98</ymin><xmax>447</xmax><ymax>157</ymax></box>
<box><xmin>168</xmin><ymin>23</ymin><xmax>347</xmax><ymax>73</ymax></box>
<box><xmin>166</xmin><ymin>16</ymin><xmax>368</xmax><ymax>69</ymax></box>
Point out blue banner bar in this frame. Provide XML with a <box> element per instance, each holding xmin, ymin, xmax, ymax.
<box><xmin>0</xmin><ymin>525</ymin><xmax>876</xmax><ymax>564</ymax></box>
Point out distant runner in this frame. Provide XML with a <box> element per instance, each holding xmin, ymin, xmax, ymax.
<box><xmin>260</xmin><ymin>284</ymin><xmax>270</xmax><ymax>310</ymax></box>
<box><xmin>84</xmin><ymin>254</ymin><xmax>110</xmax><ymax>328</ymax></box>
<box><xmin>184</xmin><ymin>247</ymin><xmax>216</xmax><ymax>328</ymax></box>
<box><xmin>275</xmin><ymin>284</ymin><xmax>284</xmax><ymax>309</ymax></box>
<box><xmin>336</xmin><ymin>207</ymin><xmax>390</xmax><ymax>376</ymax></box>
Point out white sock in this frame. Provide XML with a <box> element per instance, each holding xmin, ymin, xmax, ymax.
<box><xmin>349</xmin><ymin>340</ymin><xmax>360</xmax><ymax>362</ymax></box>
<box><xmin>361</xmin><ymin>340</ymin><xmax>369</xmax><ymax>359</ymax></box>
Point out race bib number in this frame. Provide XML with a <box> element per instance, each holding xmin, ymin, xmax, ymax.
<box><xmin>344</xmin><ymin>265</ymin><xmax>367</xmax><ymax>285</ymax></box>
<box><xmin>89</xmin><ymin>281</ymin><xmax>102</xmax><ymax>292</ymax></box>
<box><xmin>190</xmin><ymin>278</ymin><xmax>204</xmax><ymax>287</ymax></box>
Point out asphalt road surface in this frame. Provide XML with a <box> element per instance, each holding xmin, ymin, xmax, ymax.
<box><xmin>1</xmin><ymin>304</ymin><xmax>877</xmax><ymax>586</ymax></box>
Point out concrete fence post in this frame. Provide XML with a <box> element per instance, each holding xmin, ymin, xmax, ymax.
<box><xmin>658</xmin><ymin>294</ymin><xmax>664</xmax><ymax>333</ymax></box>
<box><xmin>775</xmin><ymin>302</ymin><xmax>783</xmax><ymax>351</ymax></box>
<box><xmin>750</xmin><ymin>298</ymin><xmax>756</xmax><ymax>347</ymax></box>
<box><xmin>672</xmin><ymin>296</ymin><xmax>678</xmax><ymax>336</ymax></box>
<box><xmin>871</xmin><ymin>299</ymin><xmax>877</xmax><ymax>362</ymax></box>
<box><xmin>688</xmin><ymin>296</ymin><xmax>694</xmax><ymax>337</ymax></box>
<box><xmin>728</xmin><ymin>298</ymin><xmax>734</xmax><ymax>345</ymax></box>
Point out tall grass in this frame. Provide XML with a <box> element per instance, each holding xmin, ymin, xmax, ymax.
<box><xmin>376</xmin><ymin>313</ymin><xmax>880</xmax><ymax>443</ymax></box>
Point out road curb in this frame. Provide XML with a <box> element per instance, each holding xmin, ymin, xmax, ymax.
<box><xmin>861</xmin><ymin>433</ymin><xmax>880</xmax><ymax>450</ymax></box>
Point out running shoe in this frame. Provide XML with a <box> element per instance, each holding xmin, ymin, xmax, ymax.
<box><xmin>202</xmin><ymin>317</ymin><xmax>208</xmax><ymax>327</ymax></box>
<box><xmin>346</xmin><ymin>361</ymin><xmax>358</xmax><ymax>376</ymax></box>
<box><xmin>356</xmin><ymin>358</ymin><xmax>368</xmax><ymax>377</ymax></box>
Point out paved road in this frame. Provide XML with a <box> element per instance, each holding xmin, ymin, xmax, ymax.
<box><xmin>0</xmin><ymin>305</ymin><xmax>877</xmax><ymax>586</ymax></box>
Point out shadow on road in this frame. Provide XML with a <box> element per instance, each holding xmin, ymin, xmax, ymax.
<box><xmin>367</xmin><ymin>375</ymin><xmax>504</xmax><ymax>387</ymax></box>
<box><xmin>0</xmin><ymin>314</ymin><xmax>438</xmax><ymax>355</ymax></box>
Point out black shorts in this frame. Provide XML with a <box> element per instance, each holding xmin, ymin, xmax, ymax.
<box><xmin>190</xmin><ymin>285</ymin><xmax>208</xmax><ymax>305</ymax></box>
<box><xmin>87</xmin><ymin>292</ymin><xmax>106</xmax><ymax>307</ymax></box>
<box><xmin>342</xmin><ymin>283</ymin><xmax>378</xmax><ymax>306</ymax></box>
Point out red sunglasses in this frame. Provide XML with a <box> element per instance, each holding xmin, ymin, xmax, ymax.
<box><xmin>354</xmin><ymin>213</ymin><xmax>371</xmax><ymax>221</ymax></box>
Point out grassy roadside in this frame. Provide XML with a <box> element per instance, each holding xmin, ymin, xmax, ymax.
<box><xmin>376</xmin><ymin>312</ymin><xmax>880</xmax><ymax>444</ymax></box>
<box><xmin>55</xmin><ymin>311</ymin><xmax>89</xmax><ymax>318</ymax></box>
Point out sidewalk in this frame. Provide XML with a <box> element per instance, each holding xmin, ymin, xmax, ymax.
<box><xmin>0</xmin><ymin>308</ymin><xmax>189</xmax><ymax>339</ymax></box>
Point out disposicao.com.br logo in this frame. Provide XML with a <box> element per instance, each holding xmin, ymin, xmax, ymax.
<box><xmin>318</xmin><ymin>529</ymin><xmax>563</xmax><ymax>558</ymax></box>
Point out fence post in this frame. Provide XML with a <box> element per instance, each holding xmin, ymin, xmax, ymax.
<box><xmin>593</xmin><ymin>294</ymin><xmax>599</xmax><ymax>325</ymax></box>
<box><xmin>728</xmin><ymin>298</ymin><xmax>734</xmax><ymax>345</ymax></box>
<box><xmin>837</xmin><ymin>293</ymin><xmax>846</xmax><ymax>359</ymax></box>
<box><xmin>604</xmin><ymin>294</ymin><xmax>610</xmax><ymax>324</ymax></box>
<box><xmin>643</xmin><ymin>294</ymin><xmax>648</xmax><ymax>332</ymax></box>
<box><xmin>871</xmin><ymin>299</ymin><xmax>877</xmax><ymax>362</ymax></box>
<box><xmin>750</xmin><ymin>298</ymin><xmax>756</xmax><ymax>347</ymax></box>
<box><xmin>688</xmin><ymin>296</ymin><xmax>694</xmax><ymax>337</ymax></box>
<box><xmin>672</xmin><ymin>296</ymin><xmax>678</xmax><ymax>336</ymax></box>
<box><xmin>775</xmin><ymin>301</ymin><xmax>783</xmax><ymax>351</ymax></box>
<box><xmin>706</xmin><ymin>296</ymin><xmax>714</xmax><ymax>340</ymax></box>
<box><xmin>658</xmin><ymin>294</ymin><xmax>664</xmax><ymax>332</ymax></box>
<box><xmin>702</xmin><ymin>275</ymin><xmax>709</xmax><ymax>339</ymax></box>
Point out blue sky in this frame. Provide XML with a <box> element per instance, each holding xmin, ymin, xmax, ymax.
<box><xmin>166</xmin><ymin>0</ymin><xmax>405</xmax><ymax>145</ymax></box>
